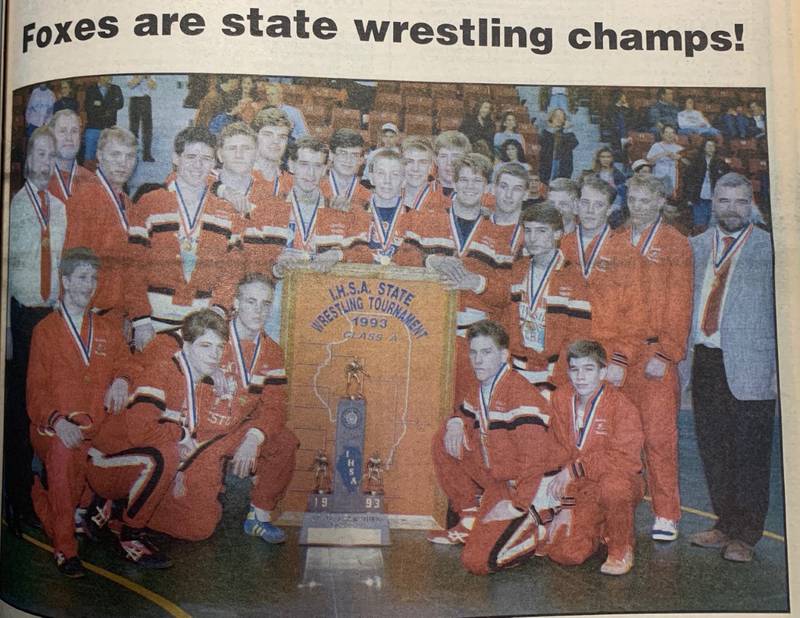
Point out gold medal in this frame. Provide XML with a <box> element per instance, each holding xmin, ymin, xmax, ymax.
<box><xmin>378</xmin><ymin>254</ymin><xmax>391</xmax><ymax>266</ymax></box>
<box><xmin>181</xmin><ymin>239</ymin><xmax>193</xmax><ymax>252</ymax></box>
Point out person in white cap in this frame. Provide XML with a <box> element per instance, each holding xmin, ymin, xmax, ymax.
<box><xmin>364</xmin><ymin>122</ymin><xmax>401</xmax><ymax>185</ymax></box>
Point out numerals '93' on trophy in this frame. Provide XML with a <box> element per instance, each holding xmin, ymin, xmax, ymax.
<box><xmin>299</xmin><ymin>358</ymin><xmax>391</xmax><ymax>546</ymax></box>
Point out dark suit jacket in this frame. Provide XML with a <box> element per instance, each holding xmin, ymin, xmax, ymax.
<box><xmin>538</xmin><ymin>129</ymin><xmax>578</xmax><ymax>183</ymax></box>
<box><xmin>84</xmin><ymin>84</ymin><xmax>124</xmax><ymax>130</ymax></box>
<box><xmin>682</xmin><ymin>154</ymin><xmax>730</xmax><ymax>203</ymax></box>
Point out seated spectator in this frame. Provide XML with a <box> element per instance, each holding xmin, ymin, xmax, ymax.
<box><xmin>648</xmin><ymin>88</ymin><xmax>679</xmax><ymax>138</ymax></box>
<box><xmin>260</xmin><ymin>82</ymin><xmax>308</xmax><ymax>140</ymax></box>
<box><xmin>231</xmin><ymin>75</ymin><xmax>264</xmax><ymax>125</ymax></box>
<box><xmin>493</xmin><ymin>111</ymin><xmax>526</xmax><ymax>154</ymax></box>
<box><xmin>631</xmin><ymin>159</ymin><xmax>653</xmax><ymax>176</ymax></box>
<box><xmin>538</xmin><ymin>108</ymin><xmax>578</xmax><ymax>184</ymax></box>
<box><xmin>460</xmin><ymin>99</ymin><xmax>495</xmax><ymax>152</ymax></box>
<box><xmin>195</xmin><ymin>75</ymin><xmax>241</xmax><ymax>131</ymax></box>
<box><xmin>493</xmin><ymin>139</ymin><xmax>531</xmax><ymax>181</ymax></box>
<box><xmin>748</xmin><ymin>101</ymin><xmax>767</xmax><ymax>139</ymax></box>
<box><xmin>677</xmin><ymin>98</ymin><xmax>721</xmax><ymax>137</ymax></box>
<box><xmin>719</xmin><ymin>101</ymin><xmax>750</xmax><ymax>140</ymax></box>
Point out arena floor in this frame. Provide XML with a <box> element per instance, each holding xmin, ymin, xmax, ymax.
<box><xmin>0</xmin><ymin>409</ymin><xmax>788</xmax><ymax>617</ymax></box>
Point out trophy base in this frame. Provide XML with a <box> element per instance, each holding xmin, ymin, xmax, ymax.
<box><xmin>299</xmin><ymin>511</ymin><xmax>391</xmax><ymax>546</ymax></box>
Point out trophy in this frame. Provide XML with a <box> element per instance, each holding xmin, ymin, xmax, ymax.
<box><xmin>299</xmin><ymin>358</ymin><xmax>391</xmax><ymax>546</ymax></box>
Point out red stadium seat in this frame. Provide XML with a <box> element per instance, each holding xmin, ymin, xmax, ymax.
<box><xmin>374</xmin><ymin>94</ymin><xmax>404</xmax><ymax>114</ymax></box>
<box><xmin>404</xmin><ymin>97</ymin><xmax>434</xmax><ymax>115</ymax></box>
<box><xmin>404</xmin><ymin>113</ymin><xmax>434</xmax><ymax>135</ymax></box>
<box><xmin>331</xmin><ymin>108</ymin><xmax>362</xmax><ymax>130</ymax></box>
<box><xmin>437</xmin><ymin>114</ymin><xmax>463</xmax><ymax>132</ymax></box>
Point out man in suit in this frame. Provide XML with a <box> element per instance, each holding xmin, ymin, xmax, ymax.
<box><xmin>83</xmin><ymin>76</ymin><xmax>124</xmax><ymax>161</ymax></box>
<box><xmin>688</xmin><ymin>172</ymin><xmax>777</xmax><ymax>563</ymax></box>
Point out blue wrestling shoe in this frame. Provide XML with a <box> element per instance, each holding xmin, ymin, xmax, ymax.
<box><xmin>243</xmin><ymin>507</ymin><xmax>286</xmax><ymax>544</ymax></box>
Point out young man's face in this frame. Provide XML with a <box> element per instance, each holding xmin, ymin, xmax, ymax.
<box><xmin>52</xmin><ymin>114</ymin><xmax>81</xmax><ymax>161</ymax></box>
<box><xmin>371</xmin><ymin>157</ymin><xmax>404</xmax><ymax>201</ymax></box>
<box><xmin>174</xmin><ymin>142</ymin><xmax>216</xmax><ymax>189</ymax></box>
<box><xmin>26</xmin><ymin>135</ymin><xmax>56</xmax><ymax>186</ymax></box>
<box><xmin>523</xmin><ymin>221</ymin><xmax>561</xmax><ymax>258</ymax></box>
<box><xmin>549</xmin><ymin>190</ymin><xmax>576</xmax><ymax>224</ymax></box>
<box><xmin>568</xmin><ymin>356</ymin><xmax>607</xmax><ymax>398</ymax></box>
<box><xmin>218</xmin><ymin>134</ymin><xmax>257</xmax><ymax>176</ymax></box>
<box><xmin>713</xmin><ymin>184</ymin><xmax>752</xmax><ymax>233</ymax></box>
<box><xmin>97</xmin><ymin>138</ymin><xmax>137</xmax><ymax>188</ymax></box>
<box><xmin>290</xmin><ymin>147</ymin><xmax>327</xmax><ymax>194</ymax></box>
<box><xmin>235</xmin><ymin>281</ymin><xmax>272</xmax><ymax>334</ymax></box>
<box><xmin>257</xmin><ymin>125</ymin><xmax>290</xmax><ymax>164</ymax></box>
<box><xmin>454</xmin><ymin>166</ymin><xmax>487</xmax><ymax>208</ymax></box>
<box><xmin>436</xmin><ymin>147</ymin><xmax>465</xmax><ymax>185</ymax></box>
<box><xmin>403</xmin><ymin>148</ymin><xmax>432</xmax><ymax>188</ymax></box>
<box><xmin>61</xmin><ymin>263</ymin><xmax>98</xmax><ymax>311</ymax></box>
<box><xmin>331</xmin><ymin>146</ymin><xmax>363</xmax><ymax>178</ymax></box>
<box><xmin>381</xmin><ymin>130</ymin><xmax>398</xmax><ymax>149</ymax></box>
<box><xmin>578</xmin><ymin>187</ymin><xmax>611</xmax><ymax>232</ymax></box>
<box><xmin>495</xmin><ymin>173</ymin><xmax>527</xmax><ymax>216</ymax></box>
<box><xmin>183</xmin><ymin>329</ymin><xmax>226</xmax><ymax>378</ymax></box>
<box><xmin>627</xmin><ymin>186</ymin><xmax>663</xmax><ymax>229</ymax></box>
<box><xmin>469</xmin><ymin>334</ymin><xmax>508</xmax><ymax>385</ymax></box>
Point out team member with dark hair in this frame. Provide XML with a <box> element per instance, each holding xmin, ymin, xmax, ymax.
<box><xmin>542</xmin><ymin>340</ymin><xmax>644</xmax><ymax>576</ymax></box>
<box><xmin>86</xmin><ymin>309</ymin><xmax>231</xmax><ymax>568</ymax></box>
<box><xmin>321</xmin><ymin>128</ymin><xmax>372</xmax><ymax>211</ymax></box>
<box><xmin>127</xmin><ymin>126</ymin><xmax>241</xmax><ymax>351</ymax></box>
<box><xmin>428</xmin><ymin>320</ymin><xmax>566</xmax><ymax>575</ymax></box>
<box><xmin>28</xmin><ymin>248</ymin><xmax>130</xmax><ymax>578</ymax></box>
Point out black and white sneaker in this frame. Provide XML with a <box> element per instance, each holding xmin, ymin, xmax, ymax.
<box><xmin>119</xmin><ymin>528</ymin><xmax>172</xmax><ymax>569</ymax></box>
<box><xmin>55</xmin><ymin>552</ymin><xmax>86</xmax><ymax>578</ymax></box>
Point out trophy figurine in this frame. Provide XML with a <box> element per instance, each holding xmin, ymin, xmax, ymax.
<box><xmin>344</xmin><ymin>357</ymin><xmax>369</xmax><ymax>399</ymax></box>
<box><xmin>311</xmin><ymin>450</ymin><xmax>332</xmax><ymax>494</ymax></box>
<box><xmin>362</xmin><ymin>452</ymin><xmax>385</xmax><ymax>495</ymax></box>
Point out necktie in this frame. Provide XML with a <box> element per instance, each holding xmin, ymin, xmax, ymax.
<box><xmin>38</xmin><ymin>190</ymin><xmax>51</xmax><ymax>302</ymax></box>
<box><xmin>701</xmin><ymin>236</ymin><xmax>735</xmax><ymax>336</ymax></box>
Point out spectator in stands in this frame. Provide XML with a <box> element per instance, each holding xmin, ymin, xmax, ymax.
<box><xmin>260</xmin><ymin>82</ymin><xmax>308</xmax><ymax>140</ymax></box>
<box><xmin>25</xmin><ymin>83</ymin><xmax>56</xmax><ymax>139</ymax></box>
<box><xmin>83</xmin><ymin>76</ymin><xmax>124</xmax><ymax>161</ymax></box>
<box><xmin>648</xmin><ymin>88</ymin><xmax>679</xmax><ymax>138</ymax></box>
<box><xmin>538</xmin><ymin>108</ymin><xmax>578</xmax><ymax>184</ymax></box>
<box><xmin>493</xmin><ymin>111</ymin><xmax>525</xmax><ymax>154</ymax></box>
<box><xmin>53</xmin><ymin>81</ymin><xmax>79</xmax><ymax>114</ymax></box>
<box><xmin>747</xmin><ymin>102</ymin><xmax>767</xmax><ymax>139</ymax></box>
<box><xmin>195</xmin><ymin>75</ymin><xmax>241</xmax><ymax>130</ymax></box>
<box><xmin>607</xmin><ymin>90</ymin><xmax>633</xmax><ymax>163</ymax></box>
<box><xmin>719</xmin><ymin>101</ymin><xmax>750</xmax><ymax>140</ymax></box>
<box><xmin>591</xmin><ymin>147</ymin><xmax>628</xmax><ymax>227</ymax></box>
<box><xmin>547</xmin><ymin>86</ymin><xmax>570</xmax><ymax>112</ymax></box>
<box><xmin>682</xmin><ymin>138</ymin><xmax>730</xmax><ymax>232</ymax></box>
<box><xmin>493</xmin><ymin>139</ymin><xmax>530</xmax><ymax>181</ymax></box>
<box><xmin>632</xmin><ymin>159</ymin><xmax>653</xmax><ymax>176</ymax></box>
<box><xmin>677</xmin><ymin>98</ymin><xmax>721</xmax><ymax>138</ymax></box>
<box><xmin>646</xmin><ymin>125</ymin><xmax>686</xmax><ymax>198</ymax></box>
<box><xmin>460</xmin><ymin>100</ymin><xmax>495</xmax><ymax>152</ymax></box>
<box><xmin>231</xmin><ymin>76</ymin><xmax>263</xmax><ymax>125</ymax></box>
<box><xmin>127</xmin><ymin>75</ymin><xmax>157</xmax><ymax>162</ymax></box>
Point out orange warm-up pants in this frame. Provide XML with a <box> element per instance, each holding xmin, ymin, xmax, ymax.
<box><xmin>623</xmin><ymin>358</ymin><xmax>681</xmax><ymax>521</ymax></box>
<box><xmin>146</xmin><ymin>427</ymin><xmax>299</xmax><ymax>541</ymax></box>
<box><xmin>432</xmin><ymin>425</ymin><xmax>547</xmax><ymax>575</ymax></box>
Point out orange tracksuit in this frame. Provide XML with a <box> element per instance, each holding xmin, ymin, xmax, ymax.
<box><xmin>543</xmin><ymin>384</ymin><xmax>644</xmax><ymax>565</ymax></box>
<box><xmin>620</xmin><ymin>218</ymin><xmax>692</xmax><ymax>521</ymax></box>
<box><xmin>560</xmin><ymin>226</ymin><xmax>646</xmax><ymax>381</ymax></box>
<box><xmin>127</xmin><ymin>183</ymin><xmax>243</xmax><ymax>332</ymax></box>
<box><xmin>321</xmin><ymin>172</ymin><xmax>372</xmax><ymax>211</ymax></box>
<box><xmin>403</xmin><ymin>209</ymin><xmax>514</xmax><ymax>397</ymax></box>
<box><xmin>27</xmin><ymin>306</ymin><xmax>130</xmax><ymax>559</ymax></box>
<box><xmin>252</xmin><ymin>169</ymin><xmax>293</xmax><ymax>201</ymax></box>
<box><xmin>401</xmin><ymin>182</ymin><xmax>449</xmax><ymax>214</ymax></box>
<box><xmin>146</xmin><ymin>329</ymin><xmax>298</xmax><ymax>540</ymax></box>
<box><xmin>503</xmin><ymin>250</ymin><xmax>592</xmax><ymax>391</ymax></box>
<box><xmin>63</xmin><ymin>173</ymin><xmax>137</xmax><ymax>317</ymax></box>
<box><xmin>433</xmin><ymin>365</ymin><xmax>567</xmax><ymax>574</ymax></box>
<box><xmin>48</xmin><ymin>162</ymin><xmax>95</xmax><ymax>205</ymax></box>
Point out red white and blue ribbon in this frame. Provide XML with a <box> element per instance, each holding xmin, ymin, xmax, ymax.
<box><xmin>231</xmin><ymin>320</ymin><xmax>262</xmax><ymax>388</ymax></box>
<box><xmin>370</xmin><ymin>196</ymin><xmax>403</xmax><ymax>253</ymax></box>
<box><xmin>59</xmin><ymin>301</ymin><xmax>93</xmax><ymax>366</ymax></box>
<box><xmin>449</xmin><ymin>206</ymin><xmax>480</xmax><ymax>257</ymax></box>
<box><xmin>527</xmin><ymin>250</ymin><xmax>561</xmax><ymax>313</ymax></box>
<box><xmin>54</xmin><ymin>160</ymin><xmax>77</xmax><ymax>199</ymax></box>
<box><xmin>577</xmin><ymin>224</ymin><xmax>610</xmax><ymax>279</ymax></box>
<box><xmin>408</xmin><ymin>183</ymin><xmax>430</xmax><ymax>211</ymax></box>
<box><xmin>329</xmin><ymin>170</ymin><xmax>357</xmax><ymax>200</ymax></box>
<box><xmin>637</xmin><ymin>214</ymin><xmax>662</xmax><ymax>257</ymax></box>
<box><xmin>713</xmin><ymin>224</ymin><xmax>753</xmax><ymax>273</ymax></box>
<box><xmin>289</xmin><ymin>189</ymin><xmax>321</xmax><ymax>250</ymax></box>
<box><xmin>573</xmin><ymin>385</ymin><xmax>605</xmax><ymax>450</ymax></box>
<box><xmin>176</xmin><ymin>351</ymin><xmax>198</xmax><ymax>433</ymax></box>
<box><xmin>96</xmin><ymin>168</ymin><xmax>130</xmax><ymax>232</ymax></box>
<box><xmin>24</xmin><ymin>180</ymin><xmax>49</xmax><ymax>229</ymax></box>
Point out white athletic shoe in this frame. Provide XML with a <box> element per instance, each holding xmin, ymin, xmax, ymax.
<box><xmin>651</xmin><ymin>517</ymin><xmax>678</xmax><ymax>542</ymax></box>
